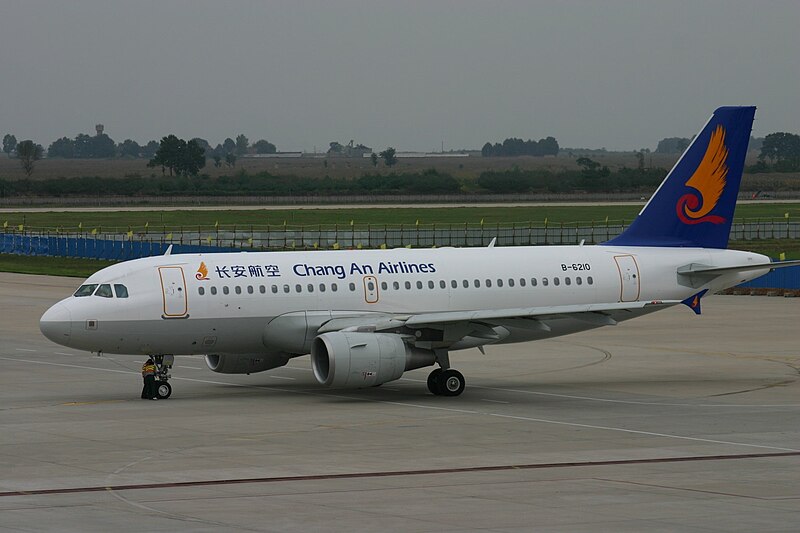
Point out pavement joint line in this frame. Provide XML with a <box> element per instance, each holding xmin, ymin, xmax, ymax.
<box><xmin>2</xmin><ymin>451</ymin><xmax>798</xmax><ymax>498</ymax></box>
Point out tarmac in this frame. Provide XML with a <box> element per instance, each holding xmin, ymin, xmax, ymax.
<box><xmin>1</xmin><ymin>271</ymin><xmax>799</xmax><ymax>532</ymax></box>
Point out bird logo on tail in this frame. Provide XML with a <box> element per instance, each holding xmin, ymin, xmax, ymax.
<box><xmin>676</xmin><ymin>125</ymin><xmax>729</xmax><ymax>225</ymax></box>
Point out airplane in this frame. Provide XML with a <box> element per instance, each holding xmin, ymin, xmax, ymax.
<box><xmin>39</xmin><ymin>106</ymin><xmax>800</xmax><ymax>398</ymax></box>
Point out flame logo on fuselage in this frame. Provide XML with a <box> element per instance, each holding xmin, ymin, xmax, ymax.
<box><xmin>676</xmin><ymin>124</ymin><xmax>728</xmax><ymax>225</ymax></box>
<box><xmin>196</xmin><ymin>261</ymin><xmax>209</xmax><ymax>280</ymax></box>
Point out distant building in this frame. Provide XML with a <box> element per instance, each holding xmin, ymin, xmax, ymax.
<box><xmin>328</xmin><ymin>140</ymin><xmax>372</xmax><ymax>158</ymax></box>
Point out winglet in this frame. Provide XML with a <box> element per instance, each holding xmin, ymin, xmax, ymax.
<box><xmin>681</xmin><ymin>289</ymin><xmax>709</xmax><ymax>315</ymax></box>
<box><xmin>164</xmin><ymin>245</ymin><xmax>173</xmax><ymax>256</ymax></box>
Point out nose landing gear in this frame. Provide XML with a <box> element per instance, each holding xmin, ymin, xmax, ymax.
<box><xmin>152</xmin><ymin>355</ymin><xmax>174</xmax><ymax>399</ymax></box>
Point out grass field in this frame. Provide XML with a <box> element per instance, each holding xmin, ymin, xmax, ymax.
<box><xmin>1</xmin><ymin>152</ymin><xmax>687</xmax><ymax>181</ymax></box>
<box><xmin>0</xmin><ymin>254</ymin><xmax>116</xmax><ymax>278</ymax></box>
<box><xmin>3</xmin><ymin>203</ymin><xmax>800</xmax><ymax>230</ymax></box>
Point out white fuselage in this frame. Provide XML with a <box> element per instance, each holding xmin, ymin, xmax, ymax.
<box><xmin>40</xmin><ymin>244</ymin><xmax>770</xmax><ymax>359</ymax></box>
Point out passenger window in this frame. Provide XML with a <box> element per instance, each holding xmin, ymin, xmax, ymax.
<box><xmin>474</xmin><ymin>279</ymin><xmax>480</xmax><ymax>288</ymax></box>
<box><xmin>308</xmin><ymin>284</ymin><xmax>314</xmax><ymax>292</ymax></box>
<box><xmin>519</xmin><ymin>278</ymin><xmax>526</xmax><ymax>287</ymax></box>
<box><xmin>380</xmin><ymin>282</ymin><xmax>387</xmax><ymax>290</ymax></box>
<box><xmin>463</xmin><ymin>280</ymin><xmax>469</xmax><ymax>288</ymax></box>
<box><xmin>283</xmin><ymin>284</ymin><xmax>290</xmax><ymax>294</ymax></box>
<box><xmin>223</xmin><ymin>286</ymin><xmax>230</xmax><ymax>295</ymax></box>
<box><xmin>211</xmin><ymin>286</ymin><xmax>218</xmax><ymax>295</ymax></box>
<box><xmin>271</xmin><ymin>285</ymin><xmax>277</xmax><ymax>293</ymax></box>
<box><xmin>416</xmin><ymin>281</ymin><xmax>423</xmax><ymax>289</ymax></box>
<box><xmin>198</xmin><ymin>287</ymin><xmax>205</xmax><ymax>296</ymax></box>
<box><xmin>587</xmin><ymin>276</ymin><xmax>594</xmax><ymax>285</ymax></box>
<box><xmin>554</xmin><ymin>278</ymin><xmax>560</xmax><ymax>286</ymax></box>
<box><xmin>367</xmin><ymin>281</ymin><xmax>374</xmax><ymax>291</ymax></box>
<box><xmin>260</xmin><ymin>285</ymin><xmax>266</xmax><ymax>294</ymax></box>
<box><xmin>320</xmin><ymin>284</ymin><xmax>326</xmax><ymax>292</ymax></box>
<box><xmin>405</xmin><ymin>281</ymin><xmax>412</xmax><ymax>290</ymax></box>
<box><xmin>428</xmin><ymin>280</ymin><xmax>434</xmax><ymax>289</ymax></box>
<box><xmin>114</xmin><ymin>284</ymin><xmax>129</xmax><ymax>298</ymax></box>
<box><xmin>497</xmin><ymin>279</ymin><xmax>503</xmax><ymax>288</ymax></box>
<box><xmin>235</xmin><ymin>286</ymin><xmax>242</xmax><ymax>294</ymax></box>
<box><xmin>565</xmin><ymin>277</ymin><xmax>571</xmax><ymax>286</ymax></box>
<box><xmin>485</xmin><ymin>279</ymin><xmax>492</xmax><ymax>288</ymax></box>
<box><xmin>508</xmin><ymin>279</ymin><xmax>515</xmax><ymax>287</ymax></box>
<box><xmin>393</xmin><ymin>281</ymin><xmax>400</xmax><ymax>290</ymax></box>
<box><xmin>94</xmin><ymin>284</ymin><xmax>113</xmax><ymax>298</ymax></box>
<box><xmin>439</xmin><ymin>280</ymin><xmax>446</xmax><ymax>289</ymax></box>
<box><xmin>451</xmin><ymin>280</ymin><xmax>457</xmax><ymax>289</ymax></box>
<box><xmin>576</xmin><ymin>277</ymin><xmax>583</xmax><ymax>285</ymax></box>
<box><xmin>542</xmin><ymin>278</ymin><xmax>549</xmax><ymax>287</ymax></box>
<box><xmin>74</xmin><ymin>284</ymin><xmax>98</xmax><ymax>297</ymax></box>
<box><xmin>332</xmin><ymin>283</ymin><xmax>338</xmax><ymax>292</ymax></box>
<box><xmin>531</xmin><ymin>278</ymin><xmax>537</xmax><ymax>287</ymax></box>
<box><xmin>296</xmin><ymin>284</ymin><xmax>302</xmax><ymax>293</ymax></box>
<box><xmin>349</xmin><ymin>283</ymin><xmax>356</xmax><ymax>291</ymax></box>
<box><xmin>247</xmin><ymin>285</ymin><xmax>254</xmax><ymax>294</ymax></box>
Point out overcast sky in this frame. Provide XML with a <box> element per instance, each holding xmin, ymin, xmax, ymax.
<box><xmin>1</xmin><ymin>1</ymin><xmax>798</xmax><ymax>152</ymax></box>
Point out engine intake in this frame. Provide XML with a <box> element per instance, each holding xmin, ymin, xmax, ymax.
<box><xmin>311</xmin><ymin>332</ymin><xmax>436</xmax><ymax>388</ymax></box>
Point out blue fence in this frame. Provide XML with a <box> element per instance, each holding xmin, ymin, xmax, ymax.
<box><xmin>1</xmin><ymin>233</ymin><xmax>235</xmax><ymax>261</ymax></box>
<box><xmin>3</xmin><ymin>232</ymin><xmax>799</xmax><ymax>289</ymax></box>
<box><xmin>737</xmin><ymin>266</ymin><xmax>800</xmax><ymax>290</ymax></box>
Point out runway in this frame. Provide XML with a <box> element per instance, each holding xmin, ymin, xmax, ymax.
<box><xmin>1</xmin><ymin>272</ymin><xmax>799</xmax><ymax>531</ymax></box>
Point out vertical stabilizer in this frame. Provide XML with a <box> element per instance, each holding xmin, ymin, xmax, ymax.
<box><xmin>605</xmin><ymin>106</ymin><xmax>755</xmax><ymax>249</ymax></box>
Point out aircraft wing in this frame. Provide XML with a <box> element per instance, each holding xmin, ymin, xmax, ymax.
<box><xmin>317</xmin><ymin>300</ymin><xmax>679</xmax><ymax>349</ymax></box>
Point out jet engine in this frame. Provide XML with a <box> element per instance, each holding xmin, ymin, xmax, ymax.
<box><xmin>311</xmin><ymin>332</ymin><xmax>436</xmax><ymax>388</ymax></box>
<box><xmin>205</xmin><ymin>353</ymin><xmax>290</xmax><ymax>374</ymax></box>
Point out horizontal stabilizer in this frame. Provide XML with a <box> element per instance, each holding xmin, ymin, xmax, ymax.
<box><xmin>678</xmin><ymin>259</ymin><xmax>800</xmax><ymax>276</ymax></box>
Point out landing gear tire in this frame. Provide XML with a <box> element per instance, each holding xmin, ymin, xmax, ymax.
<box><xmin>438</xmin><ymin>369</ymin><xmax>465</xmax><ymax>397</ymax></box>
<box><xmin>156</xmin><ymin>382</ymin><xmax>172</xmax><ymax>400</ymax></box>
<box><xmin>427</xmin><ymin>368</ymin><xmax>443</xmax><ymax>395</ymax></box>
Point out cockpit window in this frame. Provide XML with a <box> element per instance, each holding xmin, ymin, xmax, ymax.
<box><xmin>95</xmin><ymin>284</ymin><xmax>113</xmax><ymax>298</ymax></box>
<box><xmin>114</xmin><ymin>284</ymin><xmax>129</xmax><ymax>298</ymax></box>
<box><xmin>74</xmin><ymin>284</ymin><xmax>98</xmax><ymax>297</ymax></box>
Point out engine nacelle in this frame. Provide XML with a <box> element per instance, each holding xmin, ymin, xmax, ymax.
<box><xmin>205</xmin><ymin>353</ymin><xmax>290</xmax><ymax>374</ymax></box>
<box><xmin>311</xmin><ymin>332</ymin><xmax>436</xmax><ymax>388</ymax></box>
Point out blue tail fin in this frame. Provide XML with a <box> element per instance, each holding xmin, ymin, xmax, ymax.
<box><xmin>605</xmin><ymin>106</ymin><xmax>755</xmax><ymax>249</ymax></box>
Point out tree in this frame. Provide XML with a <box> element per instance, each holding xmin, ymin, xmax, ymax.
<box><xmin>47</xmin><ymin>137</ymin><xmax>75</xmax><ymax>158</ymax></box>
<box><xmin>117</xmin><ymin>139</ymin><xmax>141</xmax><ymax>158</ymax></box>
<box><xmin>141</xmin><ymin>140</ymin><xmax>160</xmax><ymax>158</ymax></box>
<box><xmin>225</xmin><ymin>152</ymin><xmax>237</xmax><ymax>167</ymax></box>
<box><xmin>191</xmin><ymin>138</ymin><xmax>212</xmax><ymax>156</ymax></box>
<box><xmin>213</xmin><ymin>154</ymin><xmax>222</xmax><ymax>168</ymax></box>
<box><xmin>370</xmin><ymin>152</ymin><xmax>378</xmax><ymax>167</ymax></box>
<box><xmin>16</xmin><ymin>140</ymin><xmax>43</xmax><ymax>176</ymax></box>
<box><xmin>655</xmin><ymin>137</ymin><xmax>691</xmax><ymax>154</ymax></box>
<box><xmin>235</xmin><ymin>134</ymin><xmax>249</xmax><ymax>155</ymax></box>
<box><xmin>177</xmin><ymin>139</ymin><xmax>206</xmax><ymax>176</ymax></box>
<box><xmin>2</xmin><ymin>134</ymin><xmax>17</xmax><ymax>156</ymax></box>
<box><xmin>759</xmin><ymin>132</ymin><xmax>800</xmax><ymax>170</ymax></box>
<box><xmin>379</xmin><ymin>147</ymin><xmax>398</xmax><ymax>167</ymax></box>
<box><xmin>222</xmin><ymin>138</ymin><xmax>236</xmax><ymax>154</ymax></box>
<box><xmin>148</xmin><ymin>135</ymin><xmax>183</xmax><ymax>176</ymax></box>
<box><xmin>253</xmin><ymin>139</ymin><xmax>276</xmax><ymax>154</ymax></box>
<box><xmin>147</xmin><ymin>135</ymin><xmax>205</xmax><ymax>176</ymax></box>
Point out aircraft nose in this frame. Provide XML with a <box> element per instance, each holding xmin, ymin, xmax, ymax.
<box><xmin>40</xmin><ymin>302</ymin><xmax>72</xmax><ymax>344</ymax></box>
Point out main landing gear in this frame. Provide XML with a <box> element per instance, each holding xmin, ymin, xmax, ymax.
<box><xmin>152</xmin><ymin>355</ymin><xmax>174</xmax><ymax>399</ymax></box>
<box><xmin>426</xmin><ymin>350</ymin><xmax>466</xmax><ymax>397</ymax></box>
